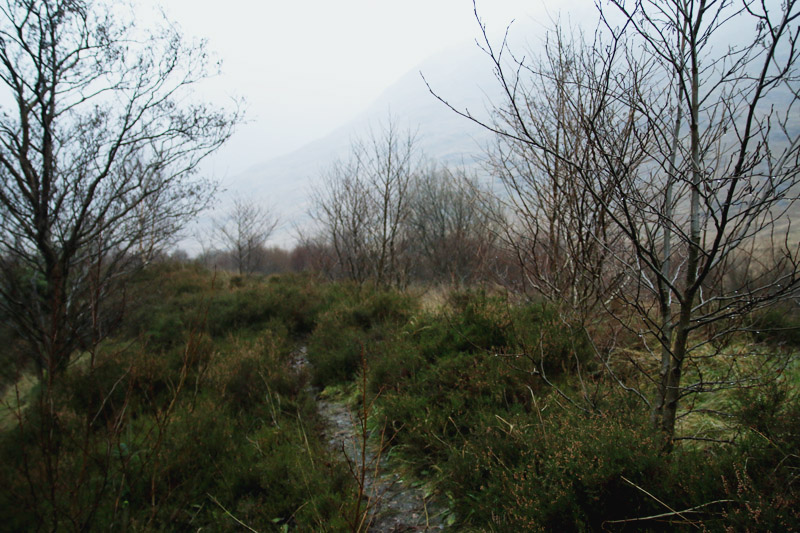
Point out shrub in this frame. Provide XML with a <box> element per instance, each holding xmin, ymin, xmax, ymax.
<box><xmin>509</xmin><ymin>302</ymin><xmax>593</xmax><ymax>378</ymax></box>
<box><xmin>721</xmin><ymin>380</ymin><xmax>800</xmax><ymax>530</ymax></box>
<box><xmin>307</xmin><ymin>285</ymin><xmax>417</xmax><ymax>387</ymax></box>
<box><xmin>752</xmin><ymin>304</ymin><xmax>800</xmax><ymax>348</ymax></box>
<box><xmin>211</xmin><ymin>326</ymin><xmax>301</xmax><ymax>416</ymax></box>
<box><xmin>410</xmin><ymin>291</ymin><xmax>591</xmax><ymax>378</ymax></box>
<box><xmin>492</xmin><ymin>411</ymin><xmax>667</xmax><ymax>531</ymax></box>
<box><xmin>0</xmin><ymin>269</ymin><xmax>357</xmax><ymax>531</ymax></box>
<box><xmin>125</xmin><ymin>269</ymin><xmax>325</xmax><ymax>348</ymax></box>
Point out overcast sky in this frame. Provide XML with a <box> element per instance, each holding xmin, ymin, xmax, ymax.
<box><xmin>144</xmin><ymin>0</ymin><xmax>571</xmax><ymax>180</ymax></box>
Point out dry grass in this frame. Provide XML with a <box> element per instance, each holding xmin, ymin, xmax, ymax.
<box><xmin>416</xmin><ymin>285</ymin><xmax>451</xmax><ymax>313</ymax></box>
<box><xmin>676</xmin><ymin>340</ymin><xmax>799</xmax><ymax>447</ymax></box>
<box><xmin>0</xmin><ymin>371</ymin><xmax>37</xmax><ymax>431</ymax></box>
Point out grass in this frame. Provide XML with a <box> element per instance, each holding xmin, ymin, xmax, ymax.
<box><xmin>1</xmin><ymin>265</ymin><xmax>798</xmax><ymax>531</ymax></box>
<box><xmin>675</xmin><ymin>340</ymin><xmax>799</xmax><ymax>447</ymax></box>
<box><xmin>0</xmin><ymin>372</ymin><xmax>37</xmax><ymax>431</ymax></box>
<box><xmin>0</xmin><ymin>265</ymin><xmax>363</xmax><ymax>531</ymax></box>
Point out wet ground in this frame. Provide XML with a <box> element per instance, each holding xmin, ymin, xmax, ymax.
<box><xmin>292</xmin><ymin>346</ymin><xmax>449</xmax><ymax>532</ymax></box>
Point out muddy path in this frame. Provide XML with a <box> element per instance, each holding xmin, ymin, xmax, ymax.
<box><xmin>292</xmin><ymin>346</ymin><xmax>449</xmax><ymax>532</ymax></box>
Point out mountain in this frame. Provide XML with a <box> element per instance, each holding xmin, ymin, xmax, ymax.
<box><xmin>227</xmin><ymin>40</ymin><xmax>504</xmax><ymax>244</ymax></box>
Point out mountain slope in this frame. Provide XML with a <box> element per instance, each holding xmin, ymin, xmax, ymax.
<box><xmin>227</xmin><ymin>40</ymin><xmax>502</xmax><ymax>240</ymax></box>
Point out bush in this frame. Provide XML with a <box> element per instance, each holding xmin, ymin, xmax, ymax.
<box><xmin>409</xmin><ymin>291</ymin><xmax>591</xmax><ymax>377</ymax></box>
<box><xmin>307</xmin><ymin>285</ymin><xmax>417</xmax><ymax>387</ymax></box>
<box><xmin>11</xmin><ymin>266</ymin><xmax>800</xmax><ymax>531</ymax></box>
<box><xmin>125</xmin><ymin>269</ymin><xmax>325</xmax><ymax>349</ymax></box>
<box><xmin>509</xmin><ymin>302</ymin><xmax>593</xmax><ymax>378</ymax></box>
<box><xmin>490</xmin><ymin>411</ymin><xmax>667</xmax><ymax>531</ymax></box>
<box><xmin>208</xmin><ymin>325</ymin><xmax>302</xmax><ymax>417</ymax></box>
<box><xmin>721</xmin><ymin>380</ymin><xmax>800</xmax><ymax>530</ymax></box>
<box><xmin>370</xmin><ymin>290</ymin><xmax>741</xmax><ymax>530</ymax></box>
<box><xmin>752</xmin><ymin>304</ymin><xmax>800</xmax><ymax>348</ymax></box>
<box><xmin>0</xmin><ymin>268</ymin><xmax>359</xmax><ymax>531</ymax></box>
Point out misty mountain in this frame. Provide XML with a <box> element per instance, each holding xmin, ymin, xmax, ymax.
<box><xmin>227</xmin><ymin>40</ymin><xmax>504</xmax><ymax>242</ymax></box>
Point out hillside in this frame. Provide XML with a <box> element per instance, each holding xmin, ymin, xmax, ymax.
<box><xmin>2</xmin><ymin>267</ymin><xmax>798</xmax><ymax>531</ymax></box>
<box><xmin>226</xmin><ymin>41</ymin><xmax>501</xmax><ymax>241</ymax></box>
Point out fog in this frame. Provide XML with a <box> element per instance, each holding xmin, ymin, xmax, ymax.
<box><xmin>142</xmin><ymin>1</ymin><xmax>582</xmax><ymax>175</ymax></box>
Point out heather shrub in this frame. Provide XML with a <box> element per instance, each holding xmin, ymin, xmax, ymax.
<box><xmin>127</xmin><ymin>268</ymin><xmax>324</xmax><ymax>346</ymax></box>
<box><xmin>409</xmin><ymin>291</ymin><xmax>591</xmax><ymax>378</ymax></box>
<box><xmin>369</xmin><ymin>289</ymin><xmax>772</xmax><ymax>531</ymax></box>
<box><xmin>721</xmin><ymin>380</ymin><xmax>800</xmax><ymax>530</ymax></box>
<box><xmin>509</xmin><ymin>302</ymin><xmax>593</xmax><ymax>377</ymax></box>
<box><xmin>307</xmin><ymin>285</ymin><xmax>416</xmax><ymax>387</ymax></box>
<box><xmin>752</xmin><ymin>303</ymin><xmax>800</xmax><ymax>348</ymax></box>
<box><xmin>0</xmin><ymin>269</ymin><xmax>357</xmax><ymax>532</ymax></box>
<box><xmin>4</xmin><ymin>263</ymin><xmax>797</xmax><ymax>531</ymax></box>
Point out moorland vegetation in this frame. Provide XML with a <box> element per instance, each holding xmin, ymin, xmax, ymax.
<box><xmin>1</xmin><ymin>0</ymin><xmax>800</xmax><ymax>530</ymax></box>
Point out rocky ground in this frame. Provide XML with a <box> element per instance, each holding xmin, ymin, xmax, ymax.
<box><xmin>292</xmin><ymin>346</ymin><xmax>449</xmax><ymax>532</ymax></box>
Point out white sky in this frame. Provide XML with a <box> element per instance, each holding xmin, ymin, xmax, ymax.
<box><xmin>146</xmin><ymin>0</ymin><xmax>565</xmax><ymax>179</ymax></box>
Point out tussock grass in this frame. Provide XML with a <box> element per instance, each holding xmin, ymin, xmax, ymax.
<box><xmin>0</xmin><ymin>372</ymin><xmax>36</xmax><ymax>431</ymax></box>
<box><xmin>2</xmin><ymin>265</ymin><xmax>798</xmax><ymax>530</ymax></box>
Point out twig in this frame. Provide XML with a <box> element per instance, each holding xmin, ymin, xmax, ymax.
<box><xmin>207</xmin><ymin>493</ymin><xmax>260</xmax><ymax>533</ymax></box>
<box><xmin>526</xmin><ymin>385</ymin><xmax>547</xmax><ymax>437</ymax></box>
<box><xmin>603</xmin><ymin>499</ymin><xmax>736</xmax><ymax>525</ymax></box>
<box><xmin>620</xmin><ymin>476</ymin><xmax>699</xmax><ymax>529</ymax></box>
<box><xmin>90</xmin><ymin>368</ymin><xmax>131</xmax><ymax>426</ymax></box>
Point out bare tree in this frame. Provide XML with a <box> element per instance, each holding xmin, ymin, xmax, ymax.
<box><xmin>0</xmin><ymin>2</ymin><xmax>238</xmax><ymax>528</ymax></box>
<box><xmin>484</xmin><ymin>24</ymin><xmax>629</xmax><ymax>320</ymax></box>
<box><xmin>436</xmin><ymin>0</ymin><xmax>800</xmax><ymax>445</ymax></box>
<box><xmin>0</xmin><ymin>0</ymin><xmax>239</xmax><ymax>376</ymax></box>
<box><xmin>312</xmin><ymin>155</ymin><xmax>374</xmax><ymax>283</ymax></box>
<box><xmin>312</xmin><ymin>117</ymin><xmax>420</xmax><ymax>287</ymax></box>
<box><xmin>292</xmin><ymin>228</ymin><xmax>338</xmax><ymax>274</ymax></box>
<box><xmin>598</xmin><ymin>0</ymin><xmax>800</xmax><ymax>445</ymax></box>
<box><xmin>214</xmin><ymin>197</ymin><xmax>279</xmax><ymax>275</ymax></box>
<box><xmin>407</xmin><ymin>165</ymin><xmax>499</xmax><ymax>286</ymax></box>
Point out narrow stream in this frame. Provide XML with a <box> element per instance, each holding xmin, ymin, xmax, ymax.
<box><xmin>292</xmin><ymin>346</ymin><xmax>448</xmax><ymax>532</ymax></box>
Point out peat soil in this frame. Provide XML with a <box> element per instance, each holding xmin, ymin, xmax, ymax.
<box><xmin>292</xmin><ymin>346</ymin><xmax>448</xmax><ymax>532</ymax></box>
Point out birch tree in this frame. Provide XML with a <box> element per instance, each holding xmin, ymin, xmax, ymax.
<box><xmin>0</xmin><ymin>0</ymin><xmax>239</xmax><ymax>375</ymax></box>
<box><xmin>312</xmin><ymin>118</ymin><xmax>419</xmax><ymax>287</ymax></box>
<box><xmin>407</xmin><ymin>165</ymin><xmax>498</xmax><ymax>286</ymax></box>
<box><xmin>437</xmin><ymin>0</ymin><xmax>800</xmax><ymax>445</ymax></box>
<box><xmin>214</xmin><ymin>197</ymin><xmax>279</xmax><ymax>275</ymax></box>
<box><xmin>484</xmin><ymin>25</ymin><xmax>630</xmax><ymax>321</ymax></box>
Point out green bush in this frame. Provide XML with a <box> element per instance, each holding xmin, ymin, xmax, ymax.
<box><xmin>308</xmin><ymin>321</ymin><xmax>364</xmax><ymax>387</ymax></box>
<box><xmin>365</xmin><ymin>334</ymin><xmax>424</xmax><ymax>395</ymax></box>
<box><xmin>0</xmin><ymin>269</ymin><xmax>361</xmax><ymax>532</ymax></box>
<box><xmin>721</xmin><ymin>381</ymin><xmax>800</xmax><ymax>530</ymax></box>
<box><xmin>490</xmin><ymin>412</ymin><xmax>667</xmax><ymax>531</ymax></box>
<box><xmin>307</xmin><ymin>285</ymin><xmax>417</xmax><ymax>387</ymax></box>
<box><xmin>9</xmin><ymin>265</ymin><xmax>800</xmax><ymax>531</ymax></box>
<box><xmin>510</xmin><ymin>302</ymin><xmax>593</xmax><ymax>377</ymax></box>
<box><xmin>369</xmin><ymin>290</ymin><xmax>750</xmax><ymax>530</ymax></box>
<box><xmin>752</xmin><ymin>304</ymin><xmax>800</xmax><ymax>348</ymax></box>
<box><xmin>444</xmin><ymin>290</ymin><xmax>511</xmax><ymax>352</ymax></box>
<box><xmin>125</xmin><ymin>269</ymin><xmax>325</xmax><ymax>348</ymax></box>
<box><xmin>211</xmin><ymin>325</ymin><xmax>303</xmax><ymax>416</ymax></box>
<box><xmin>408</xmin><ymin>291</ymin><xmax>591</xmax><ymax>378</ymax></box>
